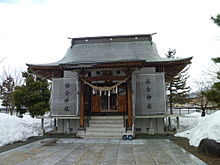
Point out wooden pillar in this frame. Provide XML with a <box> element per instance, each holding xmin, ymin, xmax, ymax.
<box><xmin>80</xmin><ymin>81</ymin><xmax>84</xmax><ymax>128</ymax></box>
<box><xmin>54</xmin><ymin>118</ymin><xmax>57</xmax><ymax>131</ymax></box>
<box><xmin>176</xmin><ymin>116</ymin><xmax>180</xmax><ymax>129</ymax></box>
<box><xmin>127</xmin><ymin>80</ymin><xmax>132</xmax><ymax>128</ymax></box>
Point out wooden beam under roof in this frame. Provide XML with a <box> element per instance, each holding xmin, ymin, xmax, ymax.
<box><xmin>81</xmin><ymin>76</ymin><xmax>128</xmax><ymax>82</ymax></box>
<box><xmin>27</xmin><ymin>57</ymin><xmax>192</xmax><ymax>82</ymax></box>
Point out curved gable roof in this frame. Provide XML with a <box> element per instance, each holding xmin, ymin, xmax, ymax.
<box><xmin>57</xmin><ymin>41</ymin><xmax>162</xmax><ymax>65</ymax></box>
<box><xmin>27</xmin><ymin>34</ymin><xmax>192</xmax><ymax>81</ymax></box>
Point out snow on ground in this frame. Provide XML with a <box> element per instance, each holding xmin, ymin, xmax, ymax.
<box><xmin>1</xmin><ymin>110</ymin><xmax>220</xmax><ymax>148</ymax></box>
<box><xmin>0</xmin><ymin>113</ymin><xmax>52</xmax><ymax>147</ymax></box>
<box><xmin>175</xmin><ymin>112</ymin><xmax>202</xmax><ymax>130</ymax></box>
<box><xmin>175</xmin><ymin>111</ymin><xmax>220</xmax><ymax>147</ymax></box>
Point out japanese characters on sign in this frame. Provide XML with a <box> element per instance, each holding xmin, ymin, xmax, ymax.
<box><xmin>64</xmin><ymin>82</ymin><xmax>70</xmax><ymax>111</ymax></box>
<box><xmin>145</xmin><ymin>78</ymin><xmax>152</xmax><ymax>110</ymax></box>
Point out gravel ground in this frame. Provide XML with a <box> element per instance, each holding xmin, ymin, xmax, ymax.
<box><xmin>171</xmin><ymin>137</ymin><xmax>220</xmax><ymax>165</ymax></box>
<box><xmin>0</xmin><ymin>137</ymin><xmax>43</xmax><ymax>153</ymax></box>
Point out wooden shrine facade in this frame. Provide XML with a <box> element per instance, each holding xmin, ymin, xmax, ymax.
<box><xmin>27</xmin><ymin>34</ymin><xmax>192</xmax><ymax>133</ymax></box>
<box><xmin>78</xmin><ymin>68</ymin><xmax>134</xmax><ymax>128</ymax></box>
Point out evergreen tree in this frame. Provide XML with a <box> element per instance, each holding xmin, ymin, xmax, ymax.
<box><xmin>211</xmin><ymin>14</ymin><xmax>220</xmax><ymax>26</ymax></box>
<box><xmin>0</xmin><ymin>76</ymin><xmax>15</xmax><ymax>115</ymax></box>
<box><xmin>204</xmin><ymin>58</ymin><xmax>220</xmax><ymax>107</ymax></box>
<box><xmin>12</xmin><ymin>70</ymin><xmax>50</xmax><ymax>117</ymax></box>
<box><xmin>166</xmin><ymin>49</ymin><xmax>190</xmax><ymax>114</ymax></box>
<box><xmin>12</xmin><ymin>86</ymin><xmax>27</xmax><ymax>115</ymax></box>
<box><xmin>168</xmin><ymin>67</ymin><xmax>190</xmax><ymax>105</ymax></box>
<box><xmin>204</xmin><ymin>15</ymin><xmax>220</xmax><ymax>107</ymax></box>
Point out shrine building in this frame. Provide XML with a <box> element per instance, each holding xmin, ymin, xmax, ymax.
<box><xmin>27</xmin><ymin>34</ymin><xmax>192</xmax><ymax>137</ymax></box>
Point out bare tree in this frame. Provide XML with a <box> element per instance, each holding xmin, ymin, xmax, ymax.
<box><xmin>0</xmin><ymin>65</ymin><xmax>23</xmax><ymax>86</ymax></box>
<box><xmin>0</xmin><ymin>57</ymin><xmax>6</xmax><ymax>64</ymax></box>
<box><xmin>200</xmin><ymin>60</ymin><xmax>220</xmax><ymax>83</ymax></box>
<box><xmin>190</xmin><ymin>59</ymin><xmax>219</xmax><ymax>116</ymax></box>
<box><xmin>192</xmin><ymin>79</ymin><xmax>211</xmax><ymax>115</ymax></box>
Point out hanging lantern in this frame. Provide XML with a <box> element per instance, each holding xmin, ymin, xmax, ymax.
<box><xmin>104</xmin><ymin>91</ymin><xmax>107</xmax><ymax>96</ymax></box>
<box><xmin>92</xmin><ymin>88</ymin><xmax>95</xmax><ymax>94</ymax></box>
<box><xmin>116</xmin><ymin>86</ymin><xmax>118</xmax><ymax>93</ymax></box>
<box><xmin>108</xmin><ymin>91</ymin><xmax>110</xmax><ymax>96</ymax></box>
<box><xmin>99</xmin><ymin>90</ymin><xmax>102</xmax><ymax>96</ymax></box>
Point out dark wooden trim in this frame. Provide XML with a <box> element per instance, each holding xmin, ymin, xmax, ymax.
<box><xmin>80</xmin><ymin>81</ymin><xmax>84</xmax><ymax>127</ymax></box>
<box><xmin>27</xmin><ymin>65</ymin><xmax>60</xmax><ymax>70</ymax></box>
<box><xmin>127</xmin><ymin>79</ymin><xmax>132</xmax><ymax>128</ymax></box>
<box><xmin>28</xmin><ymin>57</ymin><xmax>192</xmax><ymax>81</ymax></box>
<box><xmin>91</xmin><ymin>112</ymin><xmax>127</xmax><ymax>116</ymax></box>
<box><xmin>81</xmin><ymin>76</ymin><xmax>127</xmax><ymax>82</ymax></box>
<box><xmin>28</xmin><ymin>57</ymin><xmax>192</xmax><ymax>71</ymax></box>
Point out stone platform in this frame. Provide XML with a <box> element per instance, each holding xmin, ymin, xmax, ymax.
<box><xmin>0</xmin><ymin>138</ymin><xmax>207</xmax><ymax>165</ymax></box>
<box><xmin>78</xmin><ymin>116</ymin><xmax>125</xmax><ymax>138</ymax></box>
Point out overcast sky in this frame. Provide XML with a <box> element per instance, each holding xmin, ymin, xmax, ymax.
<box><xmin>0</xmin><ymin>0</ymin><xmax>220</xmax><ymax>87</ymax></box>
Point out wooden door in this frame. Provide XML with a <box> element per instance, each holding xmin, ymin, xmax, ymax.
<box><xmin>118</xmin><ymin>95</ymin><xmax>126</xmax><ymax>112</ymax></box>
<box><xmin>117</xmin><ymin>85</ymin><xmax>127</xmax><ymax>112</ymax></box>
<box><xmin>91</xmin><ymin>95</ymin><xmax>101</xmax><ymax>112</ymax></box>
<box><xmin>90</xmin><ymin>84</ymin><xmax>127</xmax><ymax>113</ymax></box>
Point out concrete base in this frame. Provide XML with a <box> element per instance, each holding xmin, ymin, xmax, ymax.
<box><xmin>57</xmin><ymin>119</ymin><xmax>79</xmax><ymax>134</ymax></box>
<box><xmin>134</xmin><ymin>118</ymin><xmax>165</xmax><ymax>134</ymax></box>
<box><xmin>54</xmin><ymin>117</ymin><xmax>169</xmax><ymax>135</ymax></box>
<box><xmin>76</xmin><ymin>130</ymin><xmax>86</xmax><ymax>137</ymax></box>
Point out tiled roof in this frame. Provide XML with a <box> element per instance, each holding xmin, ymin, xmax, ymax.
<box><xmin>27</xmin><ymin>34</ymin><xmax>192</xmax><ymax>68</ymax></box>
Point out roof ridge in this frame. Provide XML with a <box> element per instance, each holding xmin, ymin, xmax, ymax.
<box><xmin>70</xmin><ymin>33</ymin><xmax>156</xmax><ymax>45</ymax></box>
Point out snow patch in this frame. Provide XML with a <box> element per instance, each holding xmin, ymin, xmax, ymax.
<box><xmin>0</xmin><ymin>113</ymin><xmax>52</xmax><ymax>147</ymax></box>
<box><xmin>175</xmin><ymin>111</ymin><xmax>220</xmax><ymax>147</ymax></box>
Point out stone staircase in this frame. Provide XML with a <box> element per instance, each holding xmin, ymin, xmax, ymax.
<box><xmin>79</xmin><ymin>116</ymin><xmax>125</xmax><ymax>138</ymax></box>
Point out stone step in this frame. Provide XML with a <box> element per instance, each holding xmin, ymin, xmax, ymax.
<box><xmin>86</xmin><ymin>127</ymin><xmax>125</xmax><ymax>132</ymax></box>
<box><xmin>90</xmin><ymin>116</ymin><xmax>124</xmax><ymax>120</ymax></box>
<box><xmin>80</xmin><ymin>115</ymin><xmax>125</xmax><ymax>138</ymax></box>
<box><xmin>80</xmin><ymin>135</ymin><xmax>122</xmax><ymax>138</ymax></box>
<box><xmin>89</xmin><ymin>120</ymin><xmax>124</xmax><ymax>124</ymax></box>
<box><xmin>84</xmin><ymin>131</ymin><xmax>124</xmax><ymax>137</ymax></box>
<box><xmin>89</xmin><ymin>123</ymin><xmax>124</xmax><ymax>128</ymax></box>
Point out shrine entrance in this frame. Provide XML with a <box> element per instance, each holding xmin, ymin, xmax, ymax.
<box><xmin>91</xmin><ymin>84</ymin><xmax>127</xmax><ymax>114</ymax></box>
<box><xmin>80</xmin><ymin>73</ymin><xmax>132</xmax><ymax>127</ymax></box>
